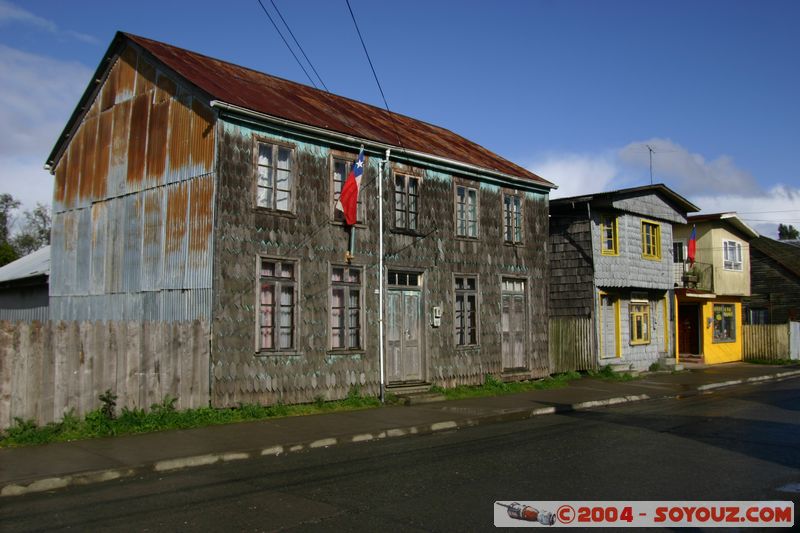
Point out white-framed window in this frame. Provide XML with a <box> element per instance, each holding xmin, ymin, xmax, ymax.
<box><xmin>455</xmin><ymin>184</ymin><xmax>478</xmax><ymax>238</ymax></box>
<box><xmin>673</xmin><ymin>241</ymin><xmax>686</xmax><ymax>263</ymax></box>
<box><xmin>258</xmin><ymin>258</ymin><xmax>296</xmax><ymax>352</ymax></box>
<box><xmin>330</xmin><ymin>265</ymin><xmax>362</xmax><ymax>350</ymax></box>
<box><xmin>256</xmin><ymin>142</ymin><xmax>293</xmax><ymax>211</ymax></box>
<box><xmin>455</xmin><ymin>276</ymin><xmax>478</xmax><ymax>346</ymax></box>
<box><xmin>723</xmin><ymin>240</ymin><xmax>743</xmax><ymax>271</ymax></box>
<box><xmin>503</xmin><ymin>193</ymin><xmax>523</xmax><ymax>244</ymax></box>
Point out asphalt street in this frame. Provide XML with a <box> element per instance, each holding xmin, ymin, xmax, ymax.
<box><xmin>2</xmin><ymin>377</ymin><xmax>798</xmax><ymax>532</ymax></box>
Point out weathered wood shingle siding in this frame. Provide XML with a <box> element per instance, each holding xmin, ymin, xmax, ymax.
<box><xmin>746</xmin><ymin>247</ymin><xmax>800</xmax><ymax>323</ymax></box>
<box><xmin>548</xmin><ymin>213</ymin><xmax>594</xmax><ymax>318</ymax></box>
<box><xmin>211</xmin><ymin>119</ymin><xmax>550</xmax><ymax>407</ymax></box>
<box><xmin>593</xmin><ymin>212</ymin><xmax>674</xmax><ymax>290</ymax></box>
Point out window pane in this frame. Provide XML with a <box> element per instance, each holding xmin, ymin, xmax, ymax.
<box><xmin>332</xmin><ymin>267</ymin><xmax>344</xmax><ymax>282</ymax></box>
<box><xmin>261</xmin><ymin>261</ymin><xmax>275</xmax><ymax>277</ymax></box>
<box><xmin>258</xmin><ymin>144</ymin><xmax>273</xmax><ymax>166</ymax></box>
<box><xmin>280</xmin><ymin>263</ymin><xmax>293</xmax><ymax>278</ymax></box>
<box><xmin>277</xmin><ymin>147</ymin><xmax>291</xmax><ymax>170</ymax></box>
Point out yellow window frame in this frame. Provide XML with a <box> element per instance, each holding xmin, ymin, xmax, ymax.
<box><xmin>641</xmin><ymin>219</ymin><xmax>661</xmax><ymax>260</ymax></box>
<box><xmin>629</xmin><ymin>302</ymin><xmax>651</xmax><ymax>345</ymax></box>
<box><xmin>600</xmin><ymin>216</ymin><xmax>619</xmax><ymax>256</ymax></box>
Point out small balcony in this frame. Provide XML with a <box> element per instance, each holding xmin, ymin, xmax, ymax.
<box><xmin>673</xmin><ymin>261</ymin><xmax>714</xmax><ymax>292</ymax></box>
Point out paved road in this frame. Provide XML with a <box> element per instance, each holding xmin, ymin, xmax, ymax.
<box><xmin>3</xmin><ymin>378</ymin><xmax>799</xmax><ymax>532</ymax></box>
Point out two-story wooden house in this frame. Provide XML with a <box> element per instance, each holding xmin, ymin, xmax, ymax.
<box><xmin>743</xmin><ymin>236</ymin><xmax>800</xmax><ymax>325</ymax></box>
<box><xmin>673</xmin><ymin>213</ymin><xmax>758</xmax><ymax>364</ymax></box>
<box><xmin>42</xmin><ymin>32</ymin><xmax>555</xmax><ymax>413</ymax></box>
<box><xmin>549</xmin><ymin>185</ymin><xmax>698</xmax><ymax>371</ymax></box>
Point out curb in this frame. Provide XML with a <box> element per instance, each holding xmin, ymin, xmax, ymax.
<box><xmin>3</xmin><ymin>371</ymin><xmax>799</xmax><ymax>498</ymax></box>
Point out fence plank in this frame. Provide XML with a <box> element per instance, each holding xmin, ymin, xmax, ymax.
<box><xmin>549</xmin><ymin>317</ymin><xmax>596</xmax><ymax>373</ymax></box>
<box><xmin>743</xmin><ymin>324</ymin><xmax>789</xmax><ymax>361</ymax></box>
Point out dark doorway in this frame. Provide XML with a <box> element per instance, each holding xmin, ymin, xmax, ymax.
<box><xmin>678</xmin><ymin>304</ymin><xmax>700</xmax><ymax>355</ymax></box>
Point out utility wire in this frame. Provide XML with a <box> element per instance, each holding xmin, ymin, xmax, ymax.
<box><xmin>256</xmin><ymin>0</ymin><xmax>319</xmax><ymax>90</ymax></box>
<box><xmin>269</xmin><ymin>0</ymin><xmax>329</xmax><ymax>92</ymax></box>
<box><xmin>344</xmin><ymin>0</ymin><xmax>406</xmax><ymax>151</ymax></box>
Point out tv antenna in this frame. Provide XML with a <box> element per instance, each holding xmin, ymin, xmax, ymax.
<box><xmin>644</xmin><ymin>144</ymin><xmax>677</xmax><ymax>185</ymax></box>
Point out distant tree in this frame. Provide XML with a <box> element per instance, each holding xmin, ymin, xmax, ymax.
<box><xmin>0</xmin><ymin>241</ymin><xmax>17</xmax><ymax>267</ymax></box>
<box><xmin>0</xmin><ymin>193</ymin><xmax>20</xmax><ymax>243</ymax></box>
<box><xmin>11</xmin><ymin>203</ymin><xmax>51</xmax><ymax>256</ymax></box>
<box><xmin>778</xmin><ymin>224</ymin><xmax>799</xmax><ymax>240</ymax></box>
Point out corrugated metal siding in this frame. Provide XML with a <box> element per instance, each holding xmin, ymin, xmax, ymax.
<box><xmin>48</xmin><ymin>44</ymin><xmax>216</xmax><ymax>323</ymax></box>
<box><xmin>0</xmin><ymin>285</ymin><xmax>49</xmax><ymax>322</ymax></box>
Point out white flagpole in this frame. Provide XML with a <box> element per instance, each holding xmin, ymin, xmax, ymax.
<box><xmin>378</xmin><ymin>148</ymin><xmax>390</xmax><ymax>403</ymax></box>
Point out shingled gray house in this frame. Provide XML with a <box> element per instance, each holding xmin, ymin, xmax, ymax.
<box><xmin>549</xmin><ymin>185</ymin><xmax>699</xmax><ymax>371</ymax></box>
<box><xmin>38</xmin><ymin>31</ymin><xmax>555</xmax><ymax>415</ymax></box>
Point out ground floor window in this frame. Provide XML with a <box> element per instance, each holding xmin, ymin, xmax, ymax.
<box><xmin>713</xmin><ymin>303</ymin><xmax>736</xmax><ymax>342</ymax></box>
<box><xmin>454</xmin><ymin>276</ymin><xmax>478</xmax><ymax>346</ymax></box>
<box><xmin>331</xmin><ymin>265</ymin><xmax>362</xmax><ymax>350</ymax></box>
<box><xmin>629</xmin><ymin>302</ymin><xmax>651</xmax><ymax>345</ymax></box>
<box><xmin>259</xmin><ymin>258</ymin><xmax>296</xmax><ymax>351</ymax></box>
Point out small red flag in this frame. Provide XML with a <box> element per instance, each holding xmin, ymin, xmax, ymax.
<box><xmin>336</xmin><ymin>147</ymin><xmax>364</xmax><ymax>226</ymax></box>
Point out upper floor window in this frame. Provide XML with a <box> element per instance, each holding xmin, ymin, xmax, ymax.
<box><xmin>723</xmin><ymin>240</ymin><xmax>743</xmax><ymax>271</ymax></box>
<box><xmin>330</xmin><ymin>265</ymin><xmax>362</xmax><ymax>350</ymax></box>
<box><xmin>394</xmin><ymin>174</ymin><xmax>419</xmax><ymax>231</ymax></box>
<box><xmin>257</xmin><ymin>142</ymin><xmax>293</xmax><ymax>211</ymax></box>
<box><xmin>641</xmin><ymin>220</ymin><xmax>661</xmax><ymax>260</ymax></box>
<box><xmin>455</xmin><ymin>185</ymin><xmax>478</xmax><ymax>238</ymax></box>
<box><xmin>503</xmin><ymin>194</ymin><xmax>523</xmax><ymax>244</ymax></box>
<box><xmin>332</xmin><ymin>156</ymin><xmax>364</xmax><ymax>223</ymax></box>
<box><xmin>454</xmin><ymin>276</ymin><xmax>478</xmax><ymax>346</ymax></box>
<box><xmin>673</xmin><ymin>241</ymin><xmax>686</xmax><ymax>263</ymax></box>
<box><xmin>258</xmin><ymin>258</ymin><xmax>296</xmax><ymax>352</ymax></box>
<box><xmin>600</xmin><ymin>215</ymin><xmax>619</xmax><ymax>255</ymax></box>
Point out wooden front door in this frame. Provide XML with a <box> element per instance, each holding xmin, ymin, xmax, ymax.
<box><xmin>678</xmin><ymin>304</ymin><xmax>700</xmax><ymax>355</ymax></box>
<box><xmin>387</xmin><ymin>289</ymin><xmax>422</xmax><ymax>383</ymax></box>
<box><xmin>599</xmin><ymin>293</ymin><xmax>619</xmax><ymax>358</ymax></box>
<box><xmin>501</xmin><ymin>279</ymin><xmax>527</xmax><ymax>370</ymax></box>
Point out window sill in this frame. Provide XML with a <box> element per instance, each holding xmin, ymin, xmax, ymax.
<box><xmin>454</xmin><ymin>235</ymin><xmax>480</xmax><ymax>242</ymax></box>
<box><xmin>455</xmin><ymin>344</ymin><xmax>480</xmax><ymax>351</ymax></box>
<box><xmin>255</xmin><ymin>351</ymin><xmax>302</xmax><ymax>357</ymax></box>
<box><xmin>253</xmin><ymin>207</ymin><xmax>296</xmax><ymax>219</ymax></box>
<box><xmin>629</xmin><ymin>341</ymin><xmax>651</xmax><ymax>346</ymax></box>
<box><xmin>326</xmin><ymin>349</ymin><xmax>364</xmax><ymax>355</ymax></box>
<box><xmin>641</xmin><ymin>255</ymin><xmax>661</xmax><ymax>262</ymax></box>
<box><xmin>503</xmin><ymin>240</ymin><xmax>525</xmax><ymax>247</ymax></box>
<box><xmin>712</xmin><ymin>339</ymin><xmax>736</xmax><ymax>344</ymax></box>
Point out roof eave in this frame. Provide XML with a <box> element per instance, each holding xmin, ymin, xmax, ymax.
<box><xmin>211</xmin><ymin>100</ymin><xmax>556</xmax><ymax>192</ymax></box>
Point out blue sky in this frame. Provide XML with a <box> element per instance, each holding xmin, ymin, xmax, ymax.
<box><xmin>1</xmin><ymin>0</ymin><xmax>798</xmax><ymax>236</ymax></box>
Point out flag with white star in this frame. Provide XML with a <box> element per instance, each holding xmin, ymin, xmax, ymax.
<box><xmin>336</xmin><ymin>147</ymin><xmax>364</xmax><ymax>226</ymax></box>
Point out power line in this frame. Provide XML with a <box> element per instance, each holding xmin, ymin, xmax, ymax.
<box><xmin>269</xmin><ymin>0</ymin><xmax>329</xmax><ymax>92</ymax></box>
<box><xmin>344</xmin><ymin>0</ymin><xmax>406</xmax><ymax>151</ymax></box>
<box><xmin>255</xmin><ymin>0</ymin><xmax>319</xmax><ymax>90</ymax></box>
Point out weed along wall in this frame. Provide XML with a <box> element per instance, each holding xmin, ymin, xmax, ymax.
<box><xmin>0</xmin><ymin>320</ymin><xmax>210</xmax><ymax>430</ymax></box>
<box><xmin>210</xmin><ymin>117</ymin><xmax>551</xmax><ymax>408</ymax></box>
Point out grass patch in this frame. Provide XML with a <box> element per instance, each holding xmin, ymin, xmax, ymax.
<box><xmin>587</xmin><ymin>365</ymin><xmax>638</xmax><ymax>381</ymax></box>
<box><xmin>745</xmin><ymin>358</ymin><xmax>798</xmax><ymax>366</ymax></box>
<box><xmin>0</xmin><ymin>385</ymin><xmax>380</xmax><ymax>448</ymax></box>
<box><xmin>431</xmin><ymin>371</ymin><xmax>582</xmax><ymax>401</ymax></box>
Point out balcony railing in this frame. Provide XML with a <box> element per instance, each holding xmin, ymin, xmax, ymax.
<box><xmin>673</xmin><ymin>261</ymin><xmax>714</xmax><ymax>292</ymax></box>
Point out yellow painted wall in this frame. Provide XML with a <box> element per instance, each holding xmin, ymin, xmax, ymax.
<box><xmin>700</xmin><ymin>298</ymin><xmax>743</xmax><ymax>364</ymax></box>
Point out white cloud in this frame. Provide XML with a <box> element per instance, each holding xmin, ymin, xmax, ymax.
<box><xmin>0</xmin><ymin>1</ymin><xmax>98</xmax><ymax>44</ymax></box>
<box><xmin>527</xmin><ymin>141</ymin><xmax>799</xmax><ymax>239</ymax></box>
<box><xmin>0</xmin><ymin>45</ymin><xmax>88</xmax><ymax>211</ymax></box>
<box><xmin>0</xmin><ymin>44</ymin><xmax>90</xmax><ymax>157</ymax></box>
<box><xmin>693</xmin><ymin>184</ymin><xmax>800</xmax><ymax>238</ymax></box>
<box><xmin>618</xmin><ymin>138</ymin><xmax>761</xmax><ymax>196</ymax></box>
<box><xmin>528</xmin><ymin>151</ymin><xmax>624</xmax><ymax>199</ymax></box>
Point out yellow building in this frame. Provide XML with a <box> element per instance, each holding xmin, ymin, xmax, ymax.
<box><xmin>672</xmin><ymin>213</ymin><xmax>758</xmax><ymax>364</ymax></box>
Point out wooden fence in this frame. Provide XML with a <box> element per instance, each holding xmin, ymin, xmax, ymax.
<box><xmin>549</xmin><ymin>317</ymin><xmax>596</xmax><ymax>373</ymax></box>
<box><xmin>0</xmin><ymin>320</ymin><xmax>209</xmax><ymax>430</ymax></box>
<box><xmin>742</xmin><ymin>324</ymin><xmax>790</xmax><ymax>361</ymax></box>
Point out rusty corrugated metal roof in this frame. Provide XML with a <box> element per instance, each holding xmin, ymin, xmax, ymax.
<box><xmin>120</xmin><ymin>33</ymin><xmax>552</xmax><ymax>188</ymax></box>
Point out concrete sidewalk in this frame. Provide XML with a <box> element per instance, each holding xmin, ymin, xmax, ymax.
<box><xmin>2</xmin><ymin>362</ymin><xmax>799</xmax><ymax>497</ymax></box>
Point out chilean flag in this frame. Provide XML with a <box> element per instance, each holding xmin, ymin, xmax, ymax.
<box><xmin>687</xmin><ymin>225</ymin><xmax>697</xmax><ymax>265</ymax></box>
<box><xmin>336</xmin><ymin>147</ymin><xmax>365</xmax><ymax>226</ymax></box>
